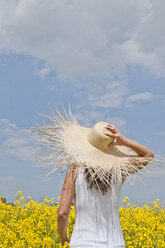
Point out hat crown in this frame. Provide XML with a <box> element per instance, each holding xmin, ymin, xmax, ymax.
<box><xmin>87</xmin><ymin>122</ymin><xmax>114</xmax><ymax>151</ymax></box>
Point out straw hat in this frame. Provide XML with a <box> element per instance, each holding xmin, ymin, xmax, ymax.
<box><xmin>31</xmin><ymin>105</ymin><xmax>163</xmax><ymax>190</ymax></box>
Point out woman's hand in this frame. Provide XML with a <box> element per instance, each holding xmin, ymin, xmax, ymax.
<box><xmin>62</xmin><ymin>238</ymin><xmax>70</xmax><ymax>247</ymax></box>
<box><xmin>105</xmin><ymin>124</ymin><xmax>129</xmax><ymax>148</ymax></box>
<box><xmin>105</xmin><ymin>124</ymin><xmax>154</xmax><ymax>158</ymax></box>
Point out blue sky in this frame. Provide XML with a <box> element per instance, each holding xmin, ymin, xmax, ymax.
<box><xmin>0</xmin><ymin>0</ymin><xmax>165</xmax><ymax>206</ymax></box>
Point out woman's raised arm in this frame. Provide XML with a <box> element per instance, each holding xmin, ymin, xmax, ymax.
<box><xmin>105</xmin><ymin>124</ymin><xmax>154</xmax><ymax>157</ymax></box>
<box><xmin>105</xmin><ymin>124</ymin><xmax>154</xmax><ymax>181</ymax></box>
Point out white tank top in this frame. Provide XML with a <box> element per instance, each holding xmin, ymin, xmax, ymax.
<box><xmin>70</xmin><ymin>167</ymin><xmax>126</xmax><ymax>248</ymax></box>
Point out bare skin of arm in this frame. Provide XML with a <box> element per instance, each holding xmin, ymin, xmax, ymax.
<box><xmin>57</xmin><ymin>164</ymin><xmax>77</xmax><ymax>246</ymax></box>
<box><xmin>105</xmin><ymin>124</ymin><xmax>154</xmax><ymax>182</ymax></box>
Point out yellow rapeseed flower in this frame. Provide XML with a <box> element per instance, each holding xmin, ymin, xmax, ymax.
<box><xmin>0</xmin><ymin>191</ymin><xmax>164</xmax><ymax>247</ymax></box>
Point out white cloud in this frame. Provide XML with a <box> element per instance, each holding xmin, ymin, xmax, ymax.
<box><xmin>127</xmin><ymin>92</ymin><xmax>153</xmax><ymax>103</ymax></box>
<box><xmin>1</xmin><ymin>0</ymin><xmax>164</xmax><ymax>83</ymax></box>
<box><xmin>75</xmin><ymin>109</ymin><xmax>126</xmax><ymax>130</ymax></box>
<box><xmin>122</xmin><ymin>0</ymin><xmax>165</xmax><ymax>78</ymax></box>
<box><xmin>0</xmin><ymin>119</ymin><xmax>18</xmax><ymax>135</ymax></box>
<box><xmin>135</xmin><ymin>0</ymin><xmax>165</xmax><ymax>54</ymax></box>
<box><xmin>125</xmin><ymin>91</ymin><xmax>153</xmax><ymax>107</ymax></box>
<box><xmin>0</xmin><ymin>119</ymin><xmax>37</xmax><ymax>161</ymax></box>
<box><xmin>122</xmin><ymin>39</ymin><xmax>165</xmax><ymax>78</ymax></box>
<box><xmin>35</xmin><ymin>65</ymin><xmax>52</xmax><ymax>79</ymax></box>
<box><xmin>90</xmin><ymin>81</ymin><xmax>129</xmax><ymax>108</ymax></box>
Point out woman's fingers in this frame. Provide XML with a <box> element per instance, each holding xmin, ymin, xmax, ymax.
<box><xmin>107</xmin><ymin>124</ymin><xmax>115</xmax><ymax>128</ymax></box>
<box><xmin>108</xmin><ymin>142</ymin><xmax>115</xmax><ymax>148</ymax></box>
<box><xmin>108</xmin><ymin>137</ymin><xmax>118</xmax><ymax>148</ymax></box>
<box><xmin>105</xmin><ymin>125</ymin><xmax>118</xmax><ymax>134</ymax></box>
<box><xmin>105</xmin><ymin>126</ymin><xmax>116</xmax><ymax>134</ymax></box>
<box><xmin>105</xmin><ymin>133</ymin><xmax>119</xmax><ymax>138</ymax></box>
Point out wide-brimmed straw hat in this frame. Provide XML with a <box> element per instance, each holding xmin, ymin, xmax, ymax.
<box><xmin>31</xmin><ymin>105</ymin><xmax>164</xmax><ymax>191</ymax></box>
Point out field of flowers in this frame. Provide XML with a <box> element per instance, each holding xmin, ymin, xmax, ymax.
<box><xmin>0</xmin><ymin>191</ymin><xmax>165</xmax><ymax>248</ymax></box>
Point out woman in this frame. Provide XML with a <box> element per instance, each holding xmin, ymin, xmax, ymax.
<box><xmin>57</xmin><ymin>123</ymin><xmax>154</xmax><ymax>247</ymax></box>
